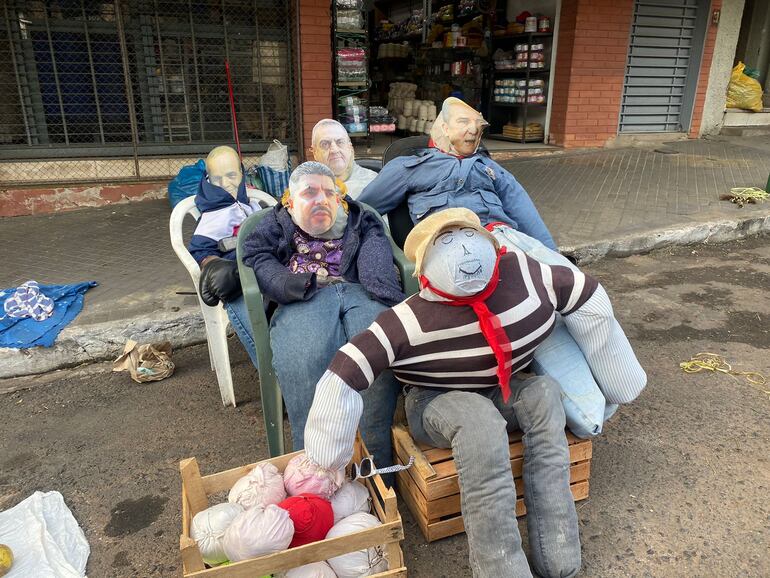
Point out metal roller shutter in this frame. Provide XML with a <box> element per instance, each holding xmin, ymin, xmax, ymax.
<box><xmin>619</xmin><ymin>0</ymin><xmax>708</xmax><ymax>133</ymax></box>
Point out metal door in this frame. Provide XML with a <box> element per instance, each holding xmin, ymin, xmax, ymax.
<box><xmin>619</xmin><ymin>0</ymin><xmax>710</xmax><ymax>133</ymax></box>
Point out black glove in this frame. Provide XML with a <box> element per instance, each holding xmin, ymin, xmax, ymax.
<box><xmin>199</xmin><ymin>257</ymin><xmax>242</xmax><ymax>306</ymax></box>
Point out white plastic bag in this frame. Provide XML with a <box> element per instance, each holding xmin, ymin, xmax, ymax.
<box><xmin>259</xmin><ymin>139</ymin><xmax>289</xmax><ymax>171</ymax></box>
<box><xmin>0</xmin><ymin>491</ymin><xmax>90</xmax><ymax>577</ymax></box>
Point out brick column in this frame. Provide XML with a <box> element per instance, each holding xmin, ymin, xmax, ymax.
<box><xmin>298</xmin><ymin>0</ymin><xmax>334</xmax><ymax>159</ymax></box>
<box><xmin>550</xmin><ymin>0</ymin><xmax>634</xmax><ymax>148</ymax></box>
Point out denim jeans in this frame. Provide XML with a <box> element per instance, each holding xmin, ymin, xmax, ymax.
<box><xmin>270</xmin><ymin>283</ymin><xmax>401</xmax><ymax>472</ymax></box>
<box><xmin>405</xmin><ymin>378</ymin><xmax>581</xmax><ymax>578</ymax></box>
<box><xmin>224</xmin><ymin>294</ymin><xmax>259</xmax><ymax>369</ymax></box>
<box><xmin>489</xmin><ymin>225</ymin><xmax>619</xmax><ymax>437</ymax></box>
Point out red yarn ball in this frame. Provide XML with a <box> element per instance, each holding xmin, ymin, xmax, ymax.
<box><xmin>277</xmin><ymin>493</ymin><xmax>334</xmax><ymax>548</ymax></box>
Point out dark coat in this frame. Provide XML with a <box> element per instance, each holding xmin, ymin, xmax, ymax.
<box><xmin>241</xmin><ymin>200</ymin><xmax>406</xmax><ymax>307</ymax></box>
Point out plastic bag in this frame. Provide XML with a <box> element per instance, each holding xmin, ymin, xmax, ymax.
<box><xmin>726</xmin><ymin>62</ymin><xmax>763</xmax><ymax>112</ymax></box>
<box><xmin>168</xmin><ymin>159</ymin><xmax>206</xmax><ymax>208</ymax></box>
<box><xmin>259</xmin><ymin>140</ymin><xmax>289</xmax><ymax>171</ymax></box>
<box><xmin>0</xmin><ymin>491</ymin><xmax>90</xmax><ymax>577</ymax></box>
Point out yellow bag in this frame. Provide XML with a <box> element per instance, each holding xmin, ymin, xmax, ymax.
<box><xmin>726</xmin><ymin>62</ymin><xmax>763</xmax><ymax>112</ymax></box>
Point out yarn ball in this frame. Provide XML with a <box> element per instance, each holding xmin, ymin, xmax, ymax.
<box><xmin>330</xmin><ymin>481</ymin><xmax>370</xmax><ymax>523</ymax></box>
<box><xmin>325</xmin><ymin>512</ymin><xmax>388</xmax><ymax>577</ymax></box>
<box><xmin>277</xmin><ymin>493</ymin><xmax>334</xmax><ymax>548</ymax></box>
<box><xmin>283</xmin><ymin>453</ymin><xmax>344</xmax><ymax>500</ymax></box>
<box><xmin>228</xmin><ymin>462</ymin><xmax>287</xmax><ymax>509</ymax></box>
<box><xmin>190</xmin><ymin>502</ymin><xmax>244</xmax><ymax>566</ymax></box>
<box><xmin>223</xmin><ymin>504</ymin><xmax>294</xmax><ymax>562</ymax></box>
<box><xmin>284</xmin><ymin>561</ymin><xmax>337</xmax><ymax>578</ymax></box>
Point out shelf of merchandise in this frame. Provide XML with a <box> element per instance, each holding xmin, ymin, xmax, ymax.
<box><xmin>488</xmin><ymin>31</ymin><xmax>553</xmax><ymax>144</ymax></box>
<box><xmin>333</xmin><ymin>1</ymin><xmax>371</xmax><ymax>145</ymax></box>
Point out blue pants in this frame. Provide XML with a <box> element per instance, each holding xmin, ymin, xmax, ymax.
<box><xmin>269</xmin><ymin>283</ymin><xmax>400</xmax><ymax>470</ymax></box>
<box><xmin>489</xmin><ymin>225</ymin><xmax>619</xmax><ymax>437</ymax></box>
<box><xmin>224</xmin><ymin>295</ymin><xmax>259</xmax><ymax>370</ymax></box>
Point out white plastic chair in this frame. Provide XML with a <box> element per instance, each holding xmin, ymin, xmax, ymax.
<box><xmin>169</xmin><ymin>190</ymin><xmax>277</xmax><ymax>407</ymax></box>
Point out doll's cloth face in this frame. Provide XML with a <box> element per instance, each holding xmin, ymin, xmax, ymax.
<box><xmin>422</xmin><ymin>225</ymin><xmax>497</xmax><ymax>296</ymax></box>
<box><xmin>312</xmin><ymin>123</ymin><xmax>355</xmax><ymax>181</ymax></box>
<box><xmin>206</xmin><ymin>146</ymin><xmax>243</xmax><ymax>197</ymax></box>
<box><xmin>288</xmin><ymin>173</ymin><xmax>341</xmax><ymax>237</ymax></box>
<box><xmin>435</xmin><ymin>99</ymin><xmax>489</xmax><ymax>157</ymax></box>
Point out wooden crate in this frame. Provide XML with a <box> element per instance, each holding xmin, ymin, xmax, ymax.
<box><xmin>392</xmin><ymin>424</ymin><xmax>592</xmax><ymax>542</ymax></box>
<box><xmin>179</xmin><ymin>435</ymin><xmax>407</xmax><ymax>577</ymax></box>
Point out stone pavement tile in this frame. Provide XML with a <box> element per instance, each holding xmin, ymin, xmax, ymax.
<box><xmin>0</xmin><ymin>200</ymin><xmax>196</xmax><ymax>326</ymax></box>
<box><xmin>501</xmin><ymin>137</ymin><xmax>770</xmax><ymax>246</ymax></box>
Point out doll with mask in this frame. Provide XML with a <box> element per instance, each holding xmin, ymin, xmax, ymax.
<box><xmin>188</xmin><ymin>145</ymin><xmax>265</xmax><ymax>369</ymax></box>
<box><xmin>240</xmin><ymin>161</ymin><xmax>405</xmax><ymax>473</ymax></box>
<box><xmin>301</xmin><ymin>207</ymin><xmax>646</xmax><ymax>578</ymax></box>
<box><xmin>310</xmin><ymin>119</ymin><xmax>377</xmax><ymax>199</ymax></box>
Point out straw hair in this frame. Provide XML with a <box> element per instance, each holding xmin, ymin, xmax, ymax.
<box><xmin>403</xmin><ymin>208</ymin><xmax>498</xmax><ymax>276</ymax></box>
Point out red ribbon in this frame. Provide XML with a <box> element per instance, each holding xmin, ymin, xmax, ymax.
<box><xmin>419</xmin><ymin>247</ymin><xmax>513</xmax><ymax>401</ymax></box>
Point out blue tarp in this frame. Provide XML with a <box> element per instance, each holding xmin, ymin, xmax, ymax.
<box><xmin>0</xmin><ymin>281</ymin><xmax>97</xmax><ymax>349</ymax></box>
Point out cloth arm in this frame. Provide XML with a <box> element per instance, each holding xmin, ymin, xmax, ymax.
<box><xmin>562</xmin><ymin>284</ymin><xmax>647</xmax><ymax>404</ymax></box>
<box><xmin>304</xmin><ymin>370</ymin><xmax>364</xmax><ymax>471</ymax></box>
<box><xmin>493</xmin><ymin>164</ymin><xmax>557</xmax><ymax>250</ymax></box>
<box><xmin>357</xmin><ymin>158</ymin><xmax>411</xmax><ymax>216</ymax></box>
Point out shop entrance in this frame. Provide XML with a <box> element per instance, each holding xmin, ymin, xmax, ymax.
<box><xmin>618</xmin><ymin>0</ymin><xmax>710</xmax><ymax>133</ymax></box>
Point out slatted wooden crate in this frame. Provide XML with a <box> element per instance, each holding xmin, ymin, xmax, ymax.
<box><xmin>179</xmin><ymin>435</ymin><xmax>407</xmax><ymax>577</ymax></box>
<box><xmin>392</xmin><ymin>424</ymin><xmax>592</xmax><ymax>542</ymax></box>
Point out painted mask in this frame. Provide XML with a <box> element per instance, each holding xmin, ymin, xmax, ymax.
<box><xmin>421</xmin><ymin>225</ymin><xmax>497</xmax><ymax>296</ymax></box>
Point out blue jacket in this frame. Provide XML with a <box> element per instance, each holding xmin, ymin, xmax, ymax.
<box><xmin>188</xmin><ymin>173</ymin><xmax>261</xmax><ymax>265</ymax></box>
<box><xmin>241</xmin><ymin>200</ymin><xmax>406</xmax><ymax>307</ymax></box>
<box><xmin>357</xmin><ymin>149</ymin><xmax>557</xmax><ymax>250</ymax></box>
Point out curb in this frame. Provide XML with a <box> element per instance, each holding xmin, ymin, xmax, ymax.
<box><xmin>0</xmin><ymin>306</ymin><xmax>207</xmax><ymax>381</ymax></box>
<box><xmin>2</xmin><ymin>210</ymin><xmax>769</xmax><ymax>381</ymax></box>
<box><xmin>561</xmin><ymin>210</ymin><xmax>770</xmax><ymax>264</ymax></box>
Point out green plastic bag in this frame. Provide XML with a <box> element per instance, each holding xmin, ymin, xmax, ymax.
<box><xmin>726</xmin><ymin>62</ymin><xmax>763</xmax><ymax>112</ymax></box>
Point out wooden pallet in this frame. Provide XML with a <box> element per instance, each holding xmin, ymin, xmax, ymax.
<box><xmin>180</xmin><ymin>435</ymin><xmax>407</xmax><ymax>577</ymax></box>
<box><xmin>392</xmin><ymin>424</ymin><xmax>592</xmax><ymax>542</ymax></box>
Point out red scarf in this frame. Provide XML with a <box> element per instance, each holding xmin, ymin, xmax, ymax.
<box><xmin>419</xmin><ymin>248</ymin><xmax>513</xmax><ymax>401</ymax></box>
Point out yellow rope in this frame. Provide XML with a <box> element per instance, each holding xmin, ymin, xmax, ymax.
<box><xmin>680</xmin><ymin>352</ymin><xmax>769</xmax><ymax>398</ymax></box>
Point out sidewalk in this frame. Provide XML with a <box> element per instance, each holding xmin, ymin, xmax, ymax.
<box><xmin>2</xmin><ymin>134</ymin><xmax>769</xmax><ymax>379</ymax></box>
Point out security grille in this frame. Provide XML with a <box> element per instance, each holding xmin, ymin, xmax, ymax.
<box><xmin>619</xmin><ymin>0</ymin><xmax>707</xmax><ymax>133</ymax></box>
<box><xmin>0</xmin><ymin>0</ymin><xmax>296</xmax><ymax>185</ymax></box>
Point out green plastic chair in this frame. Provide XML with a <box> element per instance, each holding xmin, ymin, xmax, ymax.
<box><xmin>236</xmin><ymin>203</ymin><xmax>418</xmax><ymax>457</ymax></box>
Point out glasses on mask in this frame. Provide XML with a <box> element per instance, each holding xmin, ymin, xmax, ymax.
<box><xmin>352</xmin><ymin>455</ymin><xmax>415</xmax><ymax>481</ymax></box>
<box><xmin>317</xmin><ymin>137</ymin><xmax>351</xmax><ymax>151</ymax></box>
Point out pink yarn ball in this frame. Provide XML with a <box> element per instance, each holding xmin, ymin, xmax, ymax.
<box><xmin>283</xmin><ymin>453</ymin><xmax>344</xmax><ymax>500</ymax></box>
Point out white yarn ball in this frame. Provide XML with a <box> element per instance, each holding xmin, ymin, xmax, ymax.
<box><xmin>190</xmin><ymin>502</ymin><xmax>244</xmax><ymax>566</ymax></box>
<box><xmin>228</xmin><ymin>462</ymin><xmax>287</xmax><ymax>509</ymax></box>
<box><xmin>284</xmin><ymin>453</ymin><xmax>344</xmax><ymax>500</ymax></box>
<box><xmin>223</xmin><ymin>504</ymin><xmax>294</xmax><ymax>562</ymax></box>
<box><xmin>284</xmin><ymin>561</ymin><xmax>338</xmax><ymax>578</ymax></box>
<box><xmin>325</xmin><ymin>513</ymin><xmax>388</xmax><ymax>578</ymax></box>
<box><xmin>331</xmin><ymin>481</ymin><xmax>371</xmax><ymax>523</ymax></box>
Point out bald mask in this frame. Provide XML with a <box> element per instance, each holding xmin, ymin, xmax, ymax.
<box><xmin>287</xmin><ymin>173</ymin><xmax>341</xmax><ymax>237</ymax></box>
<box><xmin>422</xmin><ymin>226</ymin><xmax>497</xmax><ymax>296</ymax></box>
<box><xmin>431</xmin><ymin>98</ymin><xmax>488</xmax><ymax>157</ymax></box>
<box><xmin>206</xmin><ymin>146</ymin><xmax>242</xmax><ymax>198</ymax></box>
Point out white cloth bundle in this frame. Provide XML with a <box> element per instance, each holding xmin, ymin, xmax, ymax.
<box><xmin>284</xmin><ymin>453</ymin><xmax>345</xmax><ymax>500</ymax></box>
<box><xmin>223</xmin><ymin>504</ymin><xmax>294</xmax><ymax>562</ymax></box>
<box><xmin>325</xmin><ymin>512</ymin><xmax>388</xmax><ymax>577</ymax></box>
<box><xmin>191</xmin><ymin>503</ymin><xmax>244</xmax><ymax>566</ymax></box>
<box><xmin>228</xmin><ymin>462</ymin><xmax>287</xmax><ymax>510</ymax></box>
<box><xmin>284</xmin><ymin>561</ymin><xmax>338</xmax><ymax>577</ymax></box>
<box><xmin>331</xmin><ymin>481</ymin><xmax>371</xmax><ymax>523</ymax></box>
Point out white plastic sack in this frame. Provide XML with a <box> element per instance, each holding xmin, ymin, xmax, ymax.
<box><xmin>330</xmin><ymin>481</ymin><xmax>370</xmax><ymax>523</ymax></box>
<box><xmin>223</xmin><ymin>504</ymin><xmax>294</xmax><ymax>562</ymax></box>
<box><xmin>228</xmin><ymin>462</ymin><xmax>287</xmax><ymax>510</ymax></box>
<box><xmin>190</xmin><ymin>502</ymin><xmax>244</xmax><ymax>566</ymax></box>
<box><xmin>325</xmin><ymin>512</ymin><xmax>388</xmax><ymax>578</ymax></box>
<box><xmin>0</xmin><ymin>491</ymin><xmax>89</xmax><ymax>578</ymax></box>
<box><xmin>284</xmin><ymin>560</ymin><xmax>338</xmax><ymax>577</ymax></box>
<box><xmin>259</xmin><ymin>139</ymin><xmax>289</xmax><ymax>171</ymax></box>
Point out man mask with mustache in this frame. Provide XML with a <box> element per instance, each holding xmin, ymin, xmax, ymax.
<box><xmin>286</xmin><ymin>170</ymin><xmax>347</xmax><ymax>238</ymax></box>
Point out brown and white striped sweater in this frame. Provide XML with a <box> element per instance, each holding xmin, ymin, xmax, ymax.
<box><xmin>328</xmin><ymin>249</ymin><xmax>598</xmax><ymax>392</ymax></box>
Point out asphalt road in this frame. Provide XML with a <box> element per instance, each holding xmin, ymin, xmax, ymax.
<box><xmin>1</xmin><ymin>235</ymin><xmax>768</xmax><ymax>578</ymax></box>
